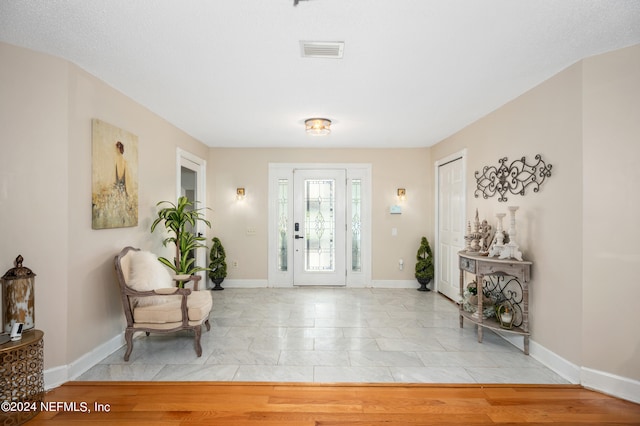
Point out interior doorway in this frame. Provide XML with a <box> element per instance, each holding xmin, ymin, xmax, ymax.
<box><xmin>435</xmin><ymin>151</ymin><xmax>466</xmax><ymax>302</ymax></box>
<box><xmin>177</xmin><ymin>148</ymin><xmax>207</xmax><ymax>285</ymax></box>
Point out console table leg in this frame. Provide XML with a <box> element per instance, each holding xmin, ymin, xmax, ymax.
<box><xmin>524</xmin><ymin>335</ymin><xmax>529</xmax><ymax>355</ymax></box>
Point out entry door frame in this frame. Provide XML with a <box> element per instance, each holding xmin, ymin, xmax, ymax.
<box><xmin>176</xmin><ymin>148</ymin><xmax>208</xmax><ymax>285</ymax></box>
<box><xmin>434</xmin><ymin>149</ymin><xmax>466</xmax><ymax>300</ymax></box>
<box><xmin>268</xmin><ymin>163</ymin><xmax>371</xmax><ymax>288</ymax></box>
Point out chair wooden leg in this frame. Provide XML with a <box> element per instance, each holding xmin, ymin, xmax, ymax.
<box><xmin>204</xmin><ymin>319</ymin><xmax>211</xmax><ymax>332</ymax></box>
<box><xmin>193</xmin><ymin>327</ymin><xmax>203</xmax><ymax>357</ymax></box>
<box><xmin>124</xmin><ymin>329</ymin><xmax>134</xmax><ymax>362</ymax></box>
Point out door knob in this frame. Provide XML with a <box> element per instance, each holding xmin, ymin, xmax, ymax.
<box><xmin>295</xmin><ymin>235</ymin><xmax>304</xmax><ymax>239</ymax></box>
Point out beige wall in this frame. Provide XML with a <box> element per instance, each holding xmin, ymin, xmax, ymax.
<box><xmin>431</xmin><ymin>44</ymin><xmax>640</xmax><ymax>381</ymax></box>
<box><xmin>207</xmin><ymin>148</ymin><xmax>432</xmax><ymax>281</ymax></box>
<box><xmin>0</xmin><ymin>42</ymin><xmax>209</xmax><ymax>370</ymax></box>
<box><xmin>1</xmin><ymin>43</ymin><xmax>70</xmax><ymax>369</ymax></box>
<box><xmin>582</xmin><ymin>45</ymin><xmax>640</xmax><ymax>379</ymax></box>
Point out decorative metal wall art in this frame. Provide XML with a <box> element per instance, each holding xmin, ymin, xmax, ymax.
<box><xmin>475</xmin><ymin>154</ymin><xmax>552</xmax><ymax>202</ymax></box>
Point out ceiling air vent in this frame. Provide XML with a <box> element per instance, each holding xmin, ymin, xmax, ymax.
<box><xmin>300</xmin><ymin>41</ymin><xmax>344</xmax><ymax>59</ymax></box>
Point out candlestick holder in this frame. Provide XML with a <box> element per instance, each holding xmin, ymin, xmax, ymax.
<box><xmin>498</xmin><ymin>206</ymin><xmax>523</xmax><ymax>261</ymax></box>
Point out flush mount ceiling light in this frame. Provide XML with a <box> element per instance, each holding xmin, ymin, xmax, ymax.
<box><xmin>305</xmin><ymin>118</ymin><xmax>332</xmax><ymax>136</ymax></box>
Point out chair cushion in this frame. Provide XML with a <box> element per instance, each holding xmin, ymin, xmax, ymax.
<box><xmin>133</xmin><ymin>290</ymin><xmax>212</xmax><ymax>324</ymax></box>
<box><xmin>126</xmin><ymin>250</ymin><xmax>174</xmax><ymax>306</ymax></box>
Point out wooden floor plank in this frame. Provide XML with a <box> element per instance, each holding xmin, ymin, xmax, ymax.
<box><xmin>19</xmin><ymin>382</ymin><xmax>640</xmax><ymax>425</ymax></box>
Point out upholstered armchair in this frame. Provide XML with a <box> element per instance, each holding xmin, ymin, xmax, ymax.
<box><xmin>114</xmin><ymin>247</ymin><xmax>212</xmax><ymax>361</ymax></box>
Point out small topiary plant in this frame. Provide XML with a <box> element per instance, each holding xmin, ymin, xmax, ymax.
<box><xmin>208</xmin><ymin>237</ymin><xmax>227</xmax><ymax>291</ymax></box>
<box><xmin>415</xmin><ymin>236</ymin><xmax>434</xmax><ymax>292</ymax></box>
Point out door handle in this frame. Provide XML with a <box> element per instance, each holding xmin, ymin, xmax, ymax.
<box><xmin>295</xmin><ymin>235</ymin><xmax>304</xmax><ymax>239</ymax></box>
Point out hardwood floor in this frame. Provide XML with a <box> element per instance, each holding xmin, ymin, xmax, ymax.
<box><xmin>26</xmin><ymin>382</ymin><xmax>640</xmax><ymax>425</ymax></box>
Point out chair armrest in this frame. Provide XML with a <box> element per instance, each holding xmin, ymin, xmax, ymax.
<box><xmin>124</xmin><ymin>287</ymin><xmax>192</xmax><ymax>297</ymax></box>
<box><xmin>124</xmin><ymin>287</ymin><xmax>192</xmax><ymax>327</ymax></box>
<box><xmin>172</xmin><ymin>274</ymin><xmax>202</xmax><ymax>290</ymax></box>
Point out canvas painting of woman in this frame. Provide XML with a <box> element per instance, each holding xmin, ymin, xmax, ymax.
<box><xmin>91</xmin><ymin>119</ymin><xmax>139</xmax><ymax>229</ymax></box>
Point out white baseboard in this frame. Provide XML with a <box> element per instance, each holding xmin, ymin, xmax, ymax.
<box><xmin>529</xmin><ymin>340</ymin><xmax>582</xmax><ymax>384</ymax></box>
<box><xmin>370</xmin><ymin>280</ymin><xmax>418</xmax><ymax>289</ymax></box>
<box><xmin>581</xmin><ymin>367</ymin><xmax>640</xmax><ymax>404</ymax></box>
<box><xmin>44</xmin><ymin>332</ymin><xmax>124</xmax><ymax>390</ymax></box>
<box><xmin>227</xmin><ymin>279</ymin><xmax>418</xmax><ymax>289</ymax></box>
<box><xmin>496</xmin><ymin>332</ymin><xmax>640</xmax><ymax>403</ymax></box>
<box><xmin>497</xmin><ymin>332</ymin><xmax>580</xmax><ymax>384</ymax></box>
<box><xmin>221</xmin><ymin>279</ymin><xmax>269</xmax><ymax>288</ymax></box>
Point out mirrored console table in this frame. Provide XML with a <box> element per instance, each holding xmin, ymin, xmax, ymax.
<box><xmin>458</xmin><ymin>252</ymin><xmax>532</xmax><ymax>354</ymax></box>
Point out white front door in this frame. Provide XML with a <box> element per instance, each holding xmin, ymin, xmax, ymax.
<box><xmin>293</xmin><ymin>169</ymin><xmax>347</xmax><ymax>286</ymax></box>
<box><xmin>436</xmin><ymin>154</ymin><xmax>465</xmax><ymax>301</ymax></box>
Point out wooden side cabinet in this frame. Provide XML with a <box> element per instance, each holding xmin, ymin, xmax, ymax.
<box><xmin>0</xmin><ymin>329</ymin><xmax>44</xmax><ymax>425</ymax></box>
<box><xmin>458</xmin><ymin>252</ymin><xmax>532</xmax><ymax>354</ymax></box>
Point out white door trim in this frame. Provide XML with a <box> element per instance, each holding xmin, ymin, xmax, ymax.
<box><xmin>177</xmin><ymin>148</ymin><xmax>208</xmax><ymax>285</ymax></box>
<box><xmin>434</xmin><ymin>149</ymin><xmax>466</xmax><ymax>298</ymax></box>
<box><xmin>268</xmin><ymin>163</ymin><xmax>371</xmax><ymax>288</ymax></box>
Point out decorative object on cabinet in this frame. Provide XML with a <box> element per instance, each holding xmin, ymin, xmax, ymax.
<box><xmin>474</xmin><ymin>154</ymin><xmax>552</xmax><ymax>202</ymax></box>
<box><xmin>208</xmin><ymin>237</ymin><xmax>227</xmax><ymax>291</ymax></box>
<box><xmin>488</xmin><ymin>213</ymin><xmax>508</xmax><ymax>257</ymax></box>
<box><xmin>414</xmin><ymin>236</ymin><xmax>434</xmax><ymax>292</ymax></box>
<box><xmin>151</xmin><ymin>196</ymin><xmax>211</xmax><ymax>286</ymax></box>
<box><xmin>496</xmin><ymin>301</ymin><xmax>515</xmax><ymax>329</ymax></box>
<box><xmin>463</xmin><ymin>209</ymin><xmax>494</xmax><ymax>254</ymax></box>
<box><xmin>91</xmin><ymin>119</ymin><xmax>139</xmax><ymax>229</ymax></box>
<box><xmin>2</xmin><ymin>255</ymin><xmax>36</xmax><ymax>333</ymax></box>
<box><xmin>458</xmin><ymin>251</ymin><xmax>532</xmax><ymax>354</ymax></box>
<box><xmin>461</xmin><ymin>281</ymin><xmax>496</xmax><ymax>319</ymax></box>
<box><xmin>489</xmin><ymin>206</ymin><xmax>522</xmax><ymax>260</ymax></box>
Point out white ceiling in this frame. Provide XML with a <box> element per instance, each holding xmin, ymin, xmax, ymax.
<box><xmin>1</xmin><ymin>1</ymin><xmax>639</xmax><ymax>148</ymax></box>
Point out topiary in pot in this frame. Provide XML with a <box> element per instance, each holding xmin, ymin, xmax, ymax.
<box><xmin>208</xmin><ymin>237</ymin><xmax>227</xmax><ymax>291</ymax></box>
<box><xmin>415</xmin><ymin>236</ymin><xmax>434</xmax><ymax>292</ymax></box>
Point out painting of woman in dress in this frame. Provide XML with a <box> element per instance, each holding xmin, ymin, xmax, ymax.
<box><xmin>92</xmin><ymin>119</ymin><xmax>138</xmax><ymax>229</ymax></box>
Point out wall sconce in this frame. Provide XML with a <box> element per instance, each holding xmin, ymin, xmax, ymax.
<box><xmin>397</xmin><ymin>188</ymin><xmax>406</xmax><ymax>201</ymax></box>
<box><xmin>305</xmin><ymin>118</ymin><xmax>331</xmax><ymax>136</ymax></box>
<box><xmin>236</xmin><ymin>187</ymin><xmax>246</xmax><ymax>200</ymax></box>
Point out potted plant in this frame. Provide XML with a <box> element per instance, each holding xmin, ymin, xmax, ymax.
<box><xmin>208</xmin><ymin>237</ymin><xmax>227</xmax><ymax>291</ymax></box>
<box><xmin>415</xmin><ymin>236</ymin><xmax>434</xmax><ymax>292</ymax></box>
<box><xmin>150</xmin><ymin>196</ymin><xmax>211</xmax><ymax>287</ymax></box>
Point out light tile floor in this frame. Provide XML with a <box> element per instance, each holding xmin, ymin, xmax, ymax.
<box><xmin>79</xmin><ymin>288</ymin><xmax>568</xmax><ymax>384</ymax></box>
